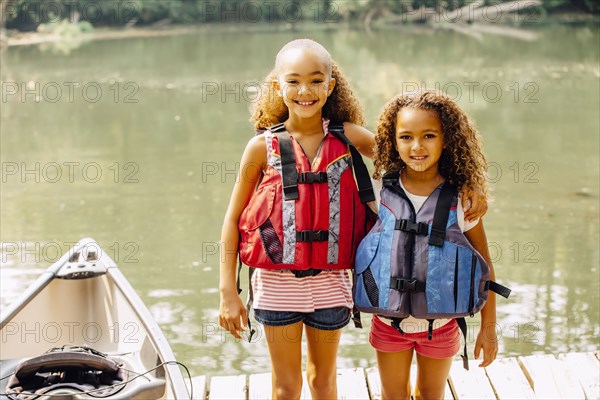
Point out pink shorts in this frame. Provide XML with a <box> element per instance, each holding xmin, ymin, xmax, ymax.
<box><xmin>369</xmin><ymin>316</ymin><xmax>460</xmax><ymax>359</ymax></box>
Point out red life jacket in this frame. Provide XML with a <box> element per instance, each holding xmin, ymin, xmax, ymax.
<box><xmin>239</xmin><ymin>121</ymin><xmax>375</xmax><ymax>271</ymax></box>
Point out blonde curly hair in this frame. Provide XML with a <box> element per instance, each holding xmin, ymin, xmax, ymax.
<box><xmin>250</xmin><ymin>39</ymin><xmax>364</xmax><ymax>129</ymax></box>
<box><xmin>374</xmin><ymin>91</ymin><xmax>489</xmax><ymax>199</ymax></box>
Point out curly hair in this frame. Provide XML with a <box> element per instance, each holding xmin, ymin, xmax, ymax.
<box><xmin>250</xmin><ymin>39</ymin><xmax>364</xmax><ymax>129</ymax></box>
<box><xmin>373</xmin><ymin>91</ymin><xmax>489</xmax><ymax>198</ymax></box>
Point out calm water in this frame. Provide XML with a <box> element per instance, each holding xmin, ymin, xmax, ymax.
<box><xmin>1</xmin><ymin>25</ymin><xmax>598</xmax><ymax>377</ymax></box>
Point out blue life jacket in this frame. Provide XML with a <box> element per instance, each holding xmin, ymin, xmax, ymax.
<box><xmin>354</xmin><ymin>170</ymin><xmax>510</xmax><ymax>369</ymax></box>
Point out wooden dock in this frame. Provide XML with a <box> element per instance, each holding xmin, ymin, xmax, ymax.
<box><xmin>188</xmin><ymin>352</ymin><xmax>599</xmax><ymax>399</ymax></box>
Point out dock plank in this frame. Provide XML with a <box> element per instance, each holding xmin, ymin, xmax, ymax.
<box><xmin>248</xmin><ymin>372</ymin><xmax>271</xmax><ymax>400</ymax></box>
<box><xmin>209</xmin><ymin>374</ymin><xmax>246</xmax><ymax>400</ymax></box>
<box><xmin>189</xmin><ymin>375</ymin><xmax>207</xmax><ymax>400</ymax></box>
<box><xmin>518</xmin><ymin>354</ymin><xmax>585</xmax><ymax>399</ymax></box>
<box><xmin>337</xmin><ymin>368</ymin><xmax>370</xmax><ymax>399</ymax></box>
<box><xmin>557</xmin><ymin>353</ymin><xmax>600</xmax><ymax>400</ymax></box>
<box><xmin>448</xmin><ymin>361</ymin><xmax>496</xmax><ymax>400</ymax></box>
<box><xmin>484</xmin><ymin>357</ymin><xmax>535</xmax><ymax>399</ymax></box>
<box><xmin>366</xmin><ymin>367</ymin><xmax>382</xmax><ymax>400</ymax></box>
<box><xmin>363</xmin><ymin>364</ymin><xmax>453</xmax><ymax>399</ymax></box>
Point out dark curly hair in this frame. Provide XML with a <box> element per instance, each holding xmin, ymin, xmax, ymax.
<box><xmin>374</xmin><ymin>91</ymin><xmax>489</xmax><ymax>198</ymax></box>
<box><xmin>250</xmin><ymin>39</ymin><xmax>364</xmax><ymax>129</ymax></box>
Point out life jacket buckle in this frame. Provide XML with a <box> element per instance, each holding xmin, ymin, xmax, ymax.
<box><xmin>401</xmin><ymin>279</ymin><xmax>418</xmax><ymax>292</ymax></box>
<box><xmin>395</xmin><ymin>219</ymin><xmax>428</xmax><ymax>235</ymax></box>
<box><xmin>291</xmin><ymin>269</ymin><xmax>322</xmax><ymax>278</ymax></box>
<box><xmin>296</xmin><ymin>230</ymin><xmax>329</xmax><ymax>242</ymax></box>
<box><xmin>390</xmin><ymin>278</ymin><xmax>423</xmax><ymax>292</ymax></box>
<box><xmin>298</xmin><ymin>172</ymin><xmax>328</xmax><ymax>184</ymax></box>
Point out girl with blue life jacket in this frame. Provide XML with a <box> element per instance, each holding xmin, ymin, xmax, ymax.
<box><xmin>218</xmin><ymin>40</ymin><xmax>489</xmax><ymax>400</ymax></box>
<box><xmin>355</xmin><ymin>91</ymin><xmax>509</xmax><ymax>400</ymax></box>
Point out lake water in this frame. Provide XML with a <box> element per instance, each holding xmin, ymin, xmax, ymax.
<box><xmin>1</xmin><ymin>24</ymin><xmax>598</xmax><ymax>377</ymax></box>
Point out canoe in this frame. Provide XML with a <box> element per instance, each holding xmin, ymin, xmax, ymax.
<box><xmin>0</xmin><ymin>238</ymin><xmax>191</xmax><ymax>399</ymax></box>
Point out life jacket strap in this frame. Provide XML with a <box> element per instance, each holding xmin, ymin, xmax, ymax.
<box><xmin>427</xmin><ymin>319</ymin><xmax>435</xmax><ymax>340</ymax></box>
<box><xmin>428</xmin><ymin>183</ymin><xmax>457</xmax><ymax>247</ymax></box>
<box><xmin>327</xmin><ymin>122</ymin><xmax>376</xmax><ymax>203</ymax></box>
<box><xmin>296</xmin><ymin>230</ymin><xmax>329</xmax><ymax>242</ymax></box>
<box><xmin>275</xmin><ymin>132</ymin><xmax>300</xmax><ymax>201</ymax></box>
<box><xmin>486</xmin><ymin>280</ymin><xmax>512</xmax><ymax>298</ymax></box>
<box><xmin>236</xmin><ymin>257</ymin><xmax>257</xmax><ymax>343</ymax></box>
<box><xmin>390</xmin><ymin>317</ymin><xmax>406</xmax><ymax>335</ymax></box>
<box><xmin>352</xmin><ymin>306</ymin><xmax>363</xmax><ymax>328</ymax></box>
<box><xmin>291</xmin><ymin>269</ymin><xmax>322</xmax><ymax>278</ymax></box>
<box><xmin>389</xmin><ymin>278</ymin><xmax>426</xmax><ymax>293</ymax></box>
<box><xmin>395</xmin><ymin>219</ymin><xmax>428</xmax><ymax>235</ymax></box>
<box><xmin>298</xmin><ymin>171</ymin><xmax>328</xmax><ymax>184</ymax></box>
<box><xmin>456</xmin><ymin>317</ymin><xmax>469</xmax><ymax>370</ymax></box>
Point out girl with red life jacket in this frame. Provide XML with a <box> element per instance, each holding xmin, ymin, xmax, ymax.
<box><xmin>367</xmin><ymin>91</ymin><xmax>500</xmax><ymax>400</ymax></box>
<box><xmin>218</xmin><ymin>39</ymin><xmax>488</xmax><ymax>400</ymax></box>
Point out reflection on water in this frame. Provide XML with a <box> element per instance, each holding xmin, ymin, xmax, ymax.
<box><xmin>1</xmin><ymin>25</ymin><xmax>598</xmax><ymax>376</ymax></box>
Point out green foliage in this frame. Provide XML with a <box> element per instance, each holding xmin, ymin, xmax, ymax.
<box><xmin>4</xmin><ymin>0</ymin><xmax>598</xmax><ymax>31</ymax></box>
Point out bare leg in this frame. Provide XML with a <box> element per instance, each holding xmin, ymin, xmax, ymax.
<box><xmin>414</xmin><ymin>353</ymin><xmax>453</xmax><ymax>400</ymax></box>
<box><xmin>376</xmin><ymin>349</ymin><xmax>413</xmax><ymax>400</ymax></box>
<box><xmin>305</xmin><ymin>325</ymin><xmax>341</xmax><ymax>399</ymax></box>
<box><xmin>264</xmin><ymin>322</ymin><xmax>303</xmax><ymax>399</ymax></box>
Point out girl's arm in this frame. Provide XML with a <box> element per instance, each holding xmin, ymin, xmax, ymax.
<box><xmin>464</xmin><ymin>220</ymin><xmax>498</xmax><ymax>367</ymax></box>
<box><xmin>219</xmin><ymin>135</ymin><xmax>266</xmax><ymax>339</ymax></box>
<box><xmin>461</xmin><ymin>187</ymin><xmax>488</xmax><ymax>223</ymax></box>
<box><xmin>343</xmin><ymin>122</ymin><xmax>376</xmax><ymax>159</ymax></box>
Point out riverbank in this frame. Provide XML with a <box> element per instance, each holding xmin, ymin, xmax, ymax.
<box><xmin>1</xmin><ymin>10</ymin><xmax>597</xmax><ymax>48</ymax></box>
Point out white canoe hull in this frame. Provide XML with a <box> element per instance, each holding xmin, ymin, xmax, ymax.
<box><xmin>1</xmin><ymin>238</ymin><xmax>191</xmax><ymax>399</ymax></box>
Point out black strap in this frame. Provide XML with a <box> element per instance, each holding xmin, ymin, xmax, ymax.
<box><xmin>428</xmin><ymin>183</ymin><xmax>457</xmax><ymax>247</ymax></box>
<box><xmin>245</xmin><ymin>267</ymin><xmax>257</xmax><ymax>342</ymax></box>
<box><xmin>235</xmin><ymin>257</ymin><xmax>257</xmax><ymax>343</ymax></box>
<box><xmin>456</xmin><ymin>317</ymin><xmax>469</xmax><ymax>370</ymax></box>
<box><xmin>298</xmin><ymin>171</ymin><xmax>328</xmax><ymax>184</ymax></box>
<box><xmin>382</xmin><ymin>170</ymin><xmax>401</xmax><ymax>190</ymax></box>
<box><xmin>291</xmin><ymin>269</ymin><xmax>322</xmax><ymax>278</ymax></box>
<box><xmin>427</xmin><ymin>319</ymin><xmax>435</xmax><ymax>340</ymax></box>
<box><xmin>275</xmin><ymin>131</ymin><xmax>299</xmax><ymax>201</ymax></box>
<box><xmin>327</xmin><ymin>123</ymin><xmax>375</xmax><ymax>203</ymax></box>
<box><xmin>352</xmin><ymin>307</ymin><xmax>362</xmax><ymax>329</ymax></box>
<box><xmin>487</xmin><ymin>280</ymin><xmax>512</xmax><ymax>298</ymax></box>
<box><xmin>296</xmin><ymin>230</ymin><xmax>328</xmax><ymax>242</ymax></box>
<box><xmin>389</xmin><ymin>278</ymin><xmax>426</xmax><ymax>292</ymax></box>
<box><xmin>236</xmin><ymin>256</ymin><xmax>243</xmax><ymax>295</ymax></box>
<box><xmin>395</xmin><ymin>219</ymin><xmax>428</xmax><ymax>235</ymax></box>
<box><xmin>391</xmin><ymin>317</ymin><xmax>406</xmax><ymax>335</ymax></box>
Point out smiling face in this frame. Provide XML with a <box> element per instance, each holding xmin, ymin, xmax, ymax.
<box><xmin>395</xmin><ymin>107</ymin><xmax>445</xmax><ymax>174</ymax></box>
<box><xmin>273</xmin><ymin>48</ymin><xmax>336</xmax><ymax>120</ymax></box>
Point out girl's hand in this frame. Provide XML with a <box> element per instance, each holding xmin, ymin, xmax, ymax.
<box><xmin>461</xmin><ymin>186</ymin><xmax>488</xmax><ymax>222</ymax></box>
<box><xmin>218</xmin><ymin>293</ymin><xmax>248</xmax><ymax>340</ymax></box>
<box><xmin>474</xmin><ymin>324</ymin><xmax>498</xmax><ymax>367</ymax></box>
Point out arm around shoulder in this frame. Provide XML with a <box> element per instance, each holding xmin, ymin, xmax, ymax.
<box><xmin>343</xmin><ymin>122</ymin><xmax>376</xmax><ymax>159</ymax></box>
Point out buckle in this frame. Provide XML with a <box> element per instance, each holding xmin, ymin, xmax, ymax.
<box><xmin>390</xmin><ymin>278</ymin><xmax>421</xmax><ymax>292</ymax></box>
<box><xmin>401</xmin><ymin>279</ymin><xmax>417</xmax><ymax>292</ymax></box>
<box><xmin>292</xmin><ymin>269</ymin><xmax>322</xmax><ymax>278</ymax></box>
<box><xmin>298</xmin><ymin>172</ymin><xmax>327</xmax><ymax>184</ymax></box>
<box><xmin>395</xmin><ymin>219</ymin><xmax>428</xmax><ymax>235</ymax></box>
<box><xmin>296</xmin><ymin>230</ymin><xmax>328</xmax><ymax>242</ymax></box>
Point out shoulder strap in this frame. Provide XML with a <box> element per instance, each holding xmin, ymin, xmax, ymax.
<box><xmin>327</xmin><ymin>122</ymin><xmax>375</xmax><ymax>203</ymax></box>
<box><xmin>456</xmin><ymin>317</ymin><xmax>469</xmax><ymax>370</ymax></box>
<box><xmin>269</xmin><ymin>123</ymin><xmax>299</xmax><ymax>201</ymax></box>
<box><xmin>428</xmin><ymin>183</ymin><xmax>457</xmax><ymax>247</ymax></box>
